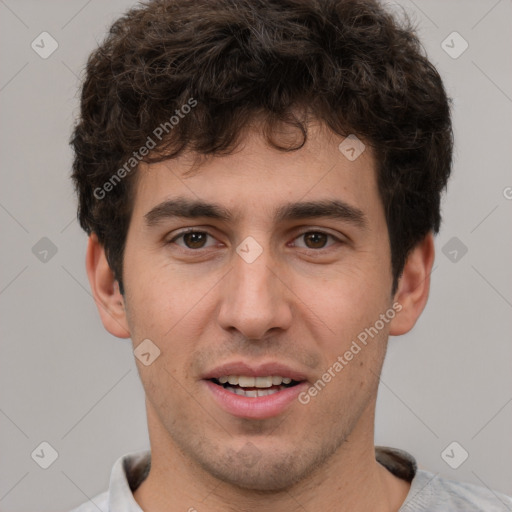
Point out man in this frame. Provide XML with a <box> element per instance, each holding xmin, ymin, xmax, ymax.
<box><xmin>69</xmin><ymin>0</ymin><xmax>511</xmax><ymax>510</ymax></box>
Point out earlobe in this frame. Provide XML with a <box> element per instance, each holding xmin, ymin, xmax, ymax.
<box><xmin>85</xmin><ymin>233</ymin><xmax>131</xmax><ymax>339</ymax></box>
<box><xmin>389</xmin><ymin>233</ymin><xmax>435</xmax><ymax>336</ymax></box>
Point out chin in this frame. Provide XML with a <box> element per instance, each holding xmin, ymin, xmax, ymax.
<box><xmin>195</xmin><ymin>444</ymin><xmax>326</xmax><ymax>492</ymax></box>
<box><xmin>207</xmin><ymin>463</ymin><xmax>304</xmax><ymax>492</ymax></box>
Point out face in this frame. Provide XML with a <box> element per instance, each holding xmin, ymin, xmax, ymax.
<box><xmin>120</xmin><ymin>122</ymin><xmax>396</xmax><ymax>490</ymax></box>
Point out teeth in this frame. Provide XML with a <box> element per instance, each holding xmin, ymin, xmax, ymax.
<box><xmin>256</xmin><ymin>388</ymin><xmax>276</xmax><ymax>397</ymax></box>
<box><xmin>255</xmin><ymin>376</ymin><xmax>273</xmax><ymax>388</ymax></box>
<box><xmin>216</xmin><ymin>375</ymin><xmax>294</xmax><ymax>388</ymax></box>
<box><xmin>238</xmin><ymin>376</ymin><xmax>255</xmax><ymax>387</ymax></box>
<box><xmin>224</xmin><ymin>386</ymin><xmax>284</xmax><ymax>397</ymax></box>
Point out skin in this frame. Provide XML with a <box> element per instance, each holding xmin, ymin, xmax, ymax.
<box><xmin>87</xmin><ymin>121</ymin><xmax>434</xmax><ymax>512</ymax></box>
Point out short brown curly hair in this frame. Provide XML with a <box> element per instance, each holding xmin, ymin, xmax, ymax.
<box><xmin>71</xmin><ymin>0</ymin><xmax>453</xmax><ymax>295</ymax></box>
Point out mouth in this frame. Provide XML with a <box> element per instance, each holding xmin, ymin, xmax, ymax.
<box><xmin>209</xmin><ymin>375</ymin><xmax>302</xmax><ymax>398</ymax></box>
<box><xmin>202</xmin><ymin>361</ymin><xmax>310</xmax><ymax>419</ymax></box>
<box><xmin>202</xmin><ymin>365</ymin><xmax>309</xmax><ymax>419</ymax></box>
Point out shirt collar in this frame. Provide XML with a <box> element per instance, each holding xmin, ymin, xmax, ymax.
<box><xmin>108</xmin><ymin>450</ymin><xmax>151</xmax><ymax>511</ymax></box>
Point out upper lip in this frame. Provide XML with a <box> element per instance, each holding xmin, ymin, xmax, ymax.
<box><xmin>201</xmin><ymin>361</ymin><xmax>309</xmax><ymax>382</ymax></box>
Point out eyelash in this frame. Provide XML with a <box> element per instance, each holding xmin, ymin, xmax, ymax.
<box><xmin>167</xmin><ymin>229</ymin><xmax>342</xmax><ymax>252</ymax></box>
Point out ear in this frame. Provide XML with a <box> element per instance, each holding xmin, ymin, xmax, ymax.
<box><xmin>85</xmin><ymin>233</ymin><xmax>131</xmax><ymax>338</ymax></box>
<box><xmin>389</xmin><ymin>232</ymin><xmax>435</xmax><ymax>336</ymax></box>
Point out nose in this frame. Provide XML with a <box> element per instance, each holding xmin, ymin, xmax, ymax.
<box><xmin>216</xmin><ymin>243</ymin><xmax>293</xmax><ymax>340</ymax></box>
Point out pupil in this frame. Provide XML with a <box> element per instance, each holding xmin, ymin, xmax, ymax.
<box><xmin>185</xmin><ymin>232</ymin><xmax>206</xmax><ymax>248</ymax></box>
<box><xmin>305</xmin><ymin>232</ymin><xmax>327</xmax><ymax>248</ymax></box>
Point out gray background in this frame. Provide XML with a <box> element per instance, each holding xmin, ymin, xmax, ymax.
<box><xmin>0</xmin><ymin>1</ymin><xmax>511</xmax><ymax>511</ymax></box>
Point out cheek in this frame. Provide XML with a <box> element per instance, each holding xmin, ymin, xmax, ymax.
<box><xmin>124</xmin><ymin>254</ymin><xmax>202</xmax><ymax>333</ymax></box>
<box><xmin>124</xmin><ymin>265</ymin><xmax>215</xmax><ymax>373</ymax></box>
<box><xmin>302</xmin><ymin>327</ymin><xmax>388</xmax><ymax>420</ymax></box>
<box><xmin>300</xmin><ymin>266</ymin><xmax>390</xmax><ymax>337</ymax></box>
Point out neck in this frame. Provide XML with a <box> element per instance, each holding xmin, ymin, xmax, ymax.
<box><xmin>134</xmin><ymin>401</ymin><xmax>410</xmax><ymax>512</ymax></box>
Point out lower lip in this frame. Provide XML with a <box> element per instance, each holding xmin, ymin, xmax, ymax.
<box><xmin>203</xmin><ymin>380</ymin><xmax>309</xmax><ymax>419</ymax></box>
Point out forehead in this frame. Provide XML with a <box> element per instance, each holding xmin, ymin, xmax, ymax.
<box><xmin>131</xmin><ymin>123</ymin><xmax>382</xmax><ymax>226</ymax></box>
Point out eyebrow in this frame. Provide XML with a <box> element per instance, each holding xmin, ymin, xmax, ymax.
<box><xmin>144</xmin><ymin>196</ymin><xmax>367</xmax><ymax>229</ymax></box>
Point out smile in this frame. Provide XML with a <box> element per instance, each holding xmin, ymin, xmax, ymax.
<box><xmin>211</xmin><ymin>375</ymin><xmax>301</xmax><ymax>398</ymax></box>
<box><xmin>204</xmin><ymin>375</ymin><xmax>307</xmax><ymax>420</ymax></box>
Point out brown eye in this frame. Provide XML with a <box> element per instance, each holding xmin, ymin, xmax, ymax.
<box><xmin>170</xmin><ymin>230</ymin><xmax>215</xmax><ymax>250</ymax></box>
<box><xmin>182</xmin><ymin>232</ymin><xmax>208</xmax><ymax>249</ymax></box>
<box><xmin>303</xmin><ymin>232</ymin><xmax>329</xmax><ymax>249</ymax></box>
<box><xmin>293</xmin><ymin>231</ymin><xmax>339</xmax><ymax>250</ymax></box>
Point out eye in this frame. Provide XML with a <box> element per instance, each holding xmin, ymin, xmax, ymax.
<box><xmin>168</xmin><ymin>229</ymin><xmax>218</xmax><ymax>250</ymax></box>
<box><xmin>167</xmin><ymin>229</ymin><xmax>342</xmax><ymax>252</ymax></box>
<box><xmin>291</xmin><ymin>231</ymin><xmax>340</xmax><ymax>250</ymax></box>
